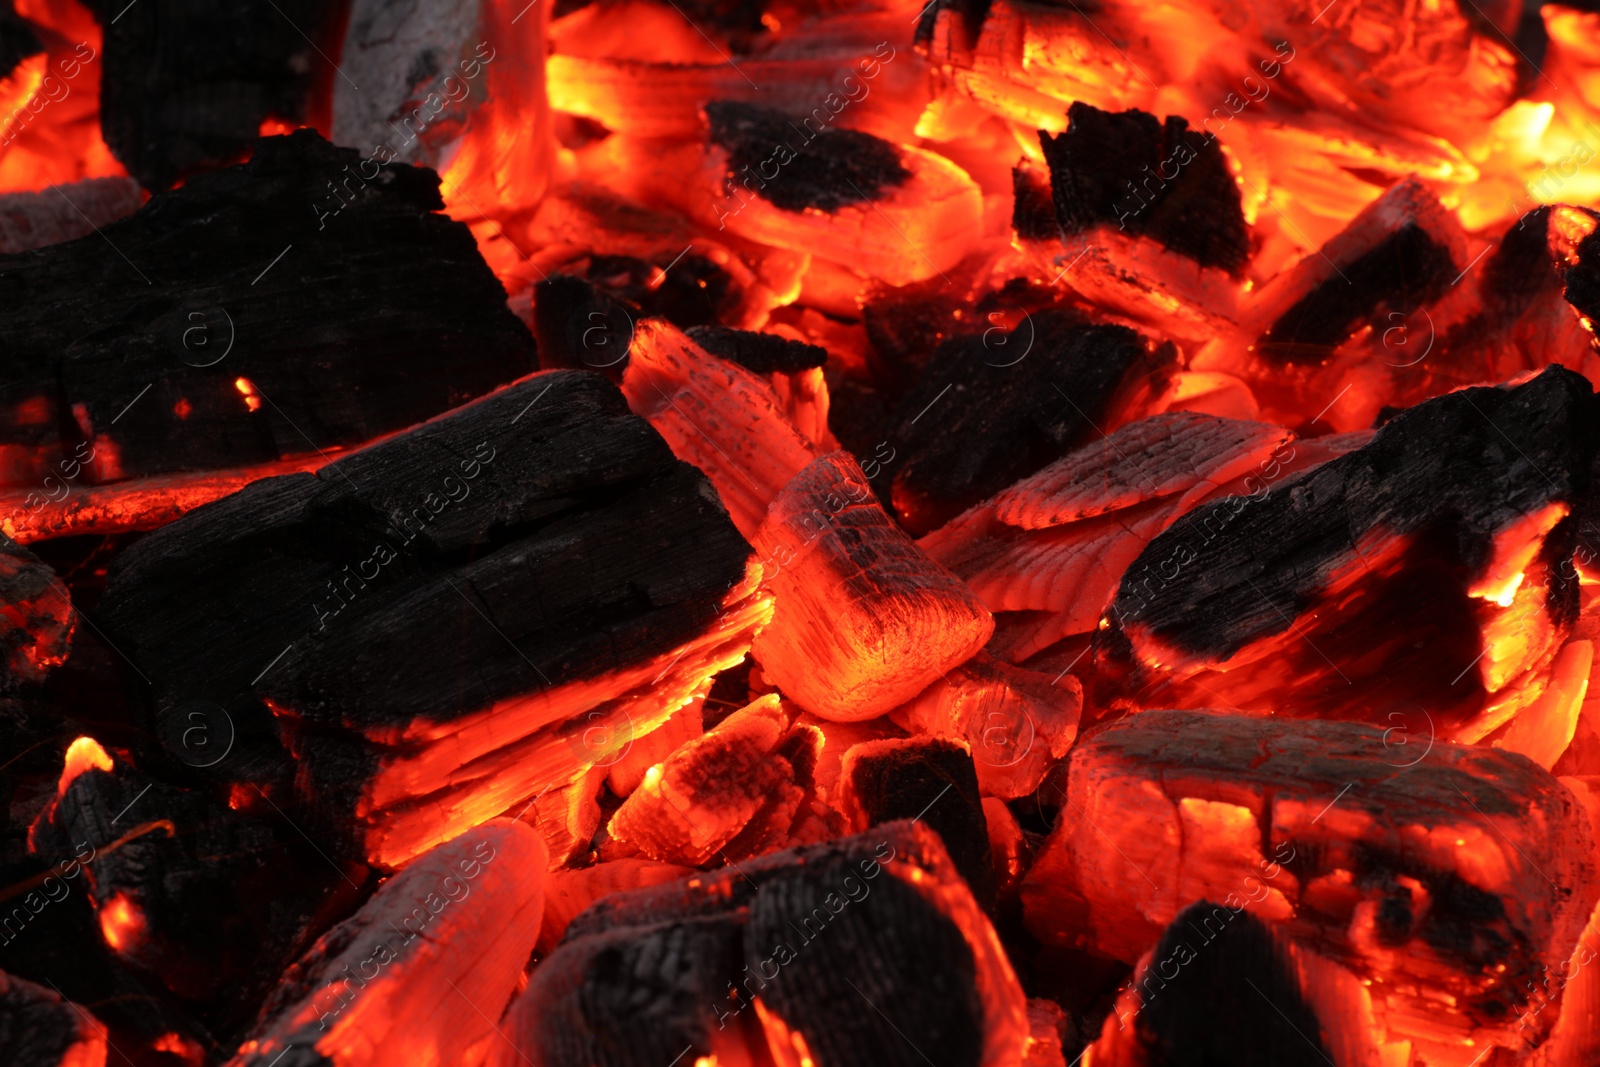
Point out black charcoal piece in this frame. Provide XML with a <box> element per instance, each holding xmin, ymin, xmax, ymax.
<box><xmin>0</xmin><ymin>129</ymin><xmax>534</xmax><ymax>481</ymax></box>
<box><xmin>913</xmin><ymin>0</ymin><xmax>993</xmax><ymax>49</ymax></box>
<box><xmin>30</xmin><ymin>760</ymin><xmax>361</xmax><ymax>1034</ymax></box>
<box><xmin>96</xmin><ymin>372</ymin><xmax>749</xmax><ymax>803</ymax></box>
<box><xmin>706</xmin><ymin>101</ymin><xmax>910</xmax><ymax>213</ymax></box>
<box><xmin>533</xmin><ymin>274</ymin><xmax>639</xmax><ymax>381</ymax></box>
<box><xmin>1033</xmin><ymin>102</ymin><xmax>1250</xmax><ymax>275</ymax></box>
<box><xmin>0</xmin><ymin>969</ymin><xmax>103</xmax><ymax>1067</ymax></box>
<box><xmin>845</xmin><ymin>738</ymin><xmax>996</xmax><ymax>909</ymax></box>
<box><xmin>526</xmin><ymin>823</ymin><xmax>994</xmax><ymax>1067</ymax></box>
<box><xmin>1111</xmin><ymin>365</ymin><xmax>1599</xmax><ymax>665</ymax></box>
<box><xmin>0</xmin><ymin>850</ymin><xmax>216</xmax><ymax>1058</ymax></box>
<box><xmin>1260</xmin><ymin>223</ymin><xmax>1458</xmax><ymax>359</ymax></box>
<box><xmin>1135</xmin><ymin>903</ymin><xmax>1331</xmax><ymax>1067</ymax></box>
<box><xmin>89</xmin><ymin>0</ymin><xmax>336</xmax><ymax>190</ymax></box>
<box><xmin>881</xmin><ymin>309</ymin><xmax>1164</xmax><ymax>534</ymax></box>
<box><xmin>686</xmin><ymin>325</ymin><xmax>828</xmax><ymax>374</ymax></box>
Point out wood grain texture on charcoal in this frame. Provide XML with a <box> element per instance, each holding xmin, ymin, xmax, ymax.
<box><xmin>500</xmin><ymin>821</ymin><xmax>1026</xmax><ymax>1067</ymax></box>
<box><xmin>230</xmin><ymin>821</ymin><xmax>546</xmax><ymax>1067</ymax></box>
<box><xmin>753</xmin><ymin>450</ymin><xmax>992</xmax><ymax>720</ymax></box>
<box><xmin>0</xmin><ymin>130</ymin><xmax>534</xmax><ymax>480</ymax></box>
<box><xmin>1021</xmin><ymin>711</ymin><xmax>1599</xmax><ymax>1054</ymax></box>
<box><xmin>97</xmin><ymin>371</ymin><xmax>765</xmax><ymax>866</ymax></box>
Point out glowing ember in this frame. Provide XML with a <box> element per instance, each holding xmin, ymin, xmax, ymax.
<box><xmin>97</xmin><ymin>891</ymin><xmax>144</xmax><ymax>952</ymax></box>
<box><xmin>56</xmin><ymin>735</ymin><xmax>111</xmax><ymax>795</ymax></box>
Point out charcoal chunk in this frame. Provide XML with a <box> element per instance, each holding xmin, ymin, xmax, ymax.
<box><xmin>1135</xmin><ymin>904</ymin><xmax>1331</xmax><ymax>1067</ymax></box>
<box><xmin>1111</xmin><ymin>365</ymin><xmax>1598</xmax><ymax>665</ymax></box>
<box><xmin>0</xmin><ymin>130</ymin><xmax>535</xmax><ymax>480</ymax></box>
<box><xmin>706</xmin><ymin>101</ymin><xmax>911</xmax><ymax>213</ymax></box>
<box><xmin>685</xmin><ymin>325</ymin><xmax>828</xmax><ymax>375</ymax></box>
<box><xmin>881</xmin><ymin>309</ymin><xmax>1164</xmax><ymax>534</ymax></box>
<box><xmin>1034</xmin><ymin>102</ymin><xmax>1250</xmax><ymax>275</ymax></box>
<box><xmin>88</xmin><ymin>0</ymin><xmax>337</xmax><ymax>190</ymax></box>
<box><xmin>844</xmin><ymin>738</ymin><xmax>996</xmax><ymax>909</ymax></box>
<box><xmin>1261</xmin><ymin>223</ymin><xmax>1458</xmax><ymax>359</ymax></box>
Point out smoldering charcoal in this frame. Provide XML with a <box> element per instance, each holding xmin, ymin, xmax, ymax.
<box><xmin>6</xmin><ymin>0</ymin><xmax>1600</xmax><ymax>1065</ymax></box>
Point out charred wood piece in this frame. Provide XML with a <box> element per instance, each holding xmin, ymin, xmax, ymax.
<box><xmin>1250</xmin><ymin>178</ymin><xmax>1466</xmax><ymax>363</ymax></box>
<box><xmin>890</xmin><ymin>654</ymin><xmax>1081</xmax><ymax>798</ymax></box>
<box><xmin>30</xmin><ymin>745</ymin><xmax>364</xmax><ymax>1025</ymax></box>
<box><xmin>98</xmin><ymin>371</ymin><xmax>766</xmax><ymax>867</ymax></box>
<box><xmin>921</xmin><ymin>412</ymin><xmax>1292</xmax><ymax>661</ymax></box>
<box><xmin>90</xmin><ymin>0</ymin><xmax>336</xmax><ymax>190</ymax></box>
<box><xmin>497</xmin><ymin>821</ymin><xmax>1027</xmax><ymax>1067</ymax></box>
<box><xmin>0</xmin><ymin>969</ymin><xmax>107</xmax><ymax>1067</ymax></box>
<box><xmin>600</xmin><ymin>695</ymin><xmax>805</xmax><ymax>866</ymax></box>
<box><xmin>0</xmin><ymin>178</ymin><xmax>141</xmax><ymax>255</ymax></box>
<box><xmin>840</xmin><ymin>737</ymin><xmax>996</xmax><ymax>908</ymax></box>
<box><xmin>622</xmin><ymin>319</ymin><xmax>817</xmax><ymax>540</ymax></box>
<box><xmin>0</xmin><ymin>130</ymin><xmax>535</xmax><ymax>483</ymax></box>
<box><xmin>230</xmin><ymin>821</ymin><xmax>546</xmax><ymax>1067</ymax></box>
<box><xmin>1021</xmin><ymin>711</ymin><xmax>1600</xmax><ymax>1055</ymax></box>
<box><xmin>753</xmin><ymin>450</ymin><xmax>993</xmax><ymax>720</ymax></box>
<box><xmin>706</xmin><ymin>100</ymin><xmax>911</xmax><ymax>213</ymax></box>
<box><xmin>1105</xmin><ymin>366</ymin><xmax>1600</xmax><ymax>738</ymax></box>
<box><xmin>0</xmin><ymin>544</ymin><xmax>72</xmax><ymax>690</ymax></box>
<box><xmin>1034</xmin><ymin>102</ymin><xmax>1250</xmax><ymax>276</ymax></box>
<box><xmin>881</xmin><ymin>309</ymin><xmax>1167</xmax><ymax>535</ymax></box>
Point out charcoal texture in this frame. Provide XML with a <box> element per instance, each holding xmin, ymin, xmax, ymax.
<box><xmin>706</xmin><ymin>101</ymin><xmax>911</xmax><ymax>213</ymax></box>
<box><xmin>88</xmin><ymin>0</ymin><xmax>335</xmax><ymax>190</ymax></box>
<box><xmin>535</xmin><ymin>824</ymin><xmax>991</xmax><ymax>1067</ymax></box>
<box><xmin>846</xmin><ymin>739</ymin><xmax>996</xmax><ymax>908</ymax></box>
<box><xmin>881</xmin><ymin>309</ymin><xmax>1164</xmax><ymax>534</ymax></box>
<box><xmin>1261</xmin><ymin>223</ymin><xmax>1458</xmax><ymax>359</ymax></box>
<box><xmin>96</xmin><ymin>372</ymin><xmax>750</xmax><ymax>811</ymax></box>
<box><xmin>534</xmin><ymin>274</ymin><xmax>638</xmax><ymax>382</ymax></box>
<box><xmin>30</xmin><ymin>762</ymin><xmax>360</xmax><ymax>1032</ymax></box>
<box><xmin>0</xmin><ymin>130</ymin><xmax>535</xmax><ymax>480</ymax></box>
<box><xmin>1035</xmin><ymin>102</ymin><xmax>1251</xmax><ymax>275</ymax></box>
<box><xmin>1135</xmin><ymin>904</ymin><xmax>1331</xmax><ymax>1067</ymax></box>
<box><xmin>1111</xmin><ymin>365</ymin><xmax>1599</xmax><ymax>664</ymax></box>
<box><xmin>686</xmin><ymin>325</ymin><xmax>828</xmax><ymax>374</ymax></box>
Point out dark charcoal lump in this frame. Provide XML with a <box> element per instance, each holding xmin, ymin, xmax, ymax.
<box><xmin>747</xmin><ymin>859</ymin><xmax>985</xmax><ymax>1067</ymax></box>
<box><xmin>1260</xmin><ymin>223</ymin><xmax>1458</xmax><ymax>361</ymax></box>
<box><xmin>845</xmin><ymin>739</ymin><xmax>996</xmax><ymax>909</ymax></box>
<box><xmin>0</xmin><ymin>4</ymin><xmax>41</xmax><ymax>77</ymax></box>
<box><xmin>30</xmin><ymin>762</ymin><xmax>360</xmax><ymax>1034</ymax></box>
<box><xmin>87</xmin><ymin>0</ymin><xmax>335</xmax><ymax>190</ymax></box>
<box><xmin>0</xmin><ymin>858</ymin><xmax>218</xmax><ymax>1058</ymax></box>
<box><xmin>706</xmin><ymin>101</ymin><xmax>911</xmax><ymax>213</ymax></box>
<box><xmin>686</xmin><ymin>325</ymin><xmax>828</xmax><ymax>374</ymax></box>
<box><xmin>534</xmin><ymin>274</ymin><xmax>639</xmax><ymax>382</ymax></box>
<box><xmin>545</xmin><ymin>825</ymin><xmax>989</xmax><ymax>1067</ymax></box>
<box><xmin>96</xmin><ymin>372</ymin><xmax>751</xmax><ymax>805</ymax></box>
<box><xmin>1112</xmin><ymin>365</ymin><xmax>1600</xmax><ymax>663</ymax></box>
<box><xmin>1136</xmin><ymin>903</ymin><xmax>1331</xmax><ymax>1067</ymax></box>
<box><xmin>1034</xmin><ymin>102</ymin><xmax>1251</xmax><ymax>275</ymax></box>
<box><xmin>882</xmin><ymin>308</ymin><xmax>1164</xmax><ymax>534</ymax></box>
<box><xmin>1012</xmin><ymin>163</ymin><xmax>1062</xmax><ymax>242</ymax></box>
<box><xmin>0</xmin><ymin>129</ymin><xmax>535</xmax><ymax>480</ymax></box>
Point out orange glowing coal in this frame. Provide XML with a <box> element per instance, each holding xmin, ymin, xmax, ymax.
<box><xmin>234</xmin><ymin>376</ymin><xmax>262</xmax><ymax>412</ymax></box>
<box><xmin>57</xmin><ymin>735</ymin><xmax>111</xmax><ymax>795</ymax></box>
<box><xmin>97</xmin><ymin>891</ymin><xmax>144</xmax><ymax>952</ymax></box>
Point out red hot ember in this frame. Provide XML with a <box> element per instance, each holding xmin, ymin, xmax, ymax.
<box><xmin>7</xmin><ymin>0</ymin><xmax>1600</xmax><ymax>1064</ymax></box>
